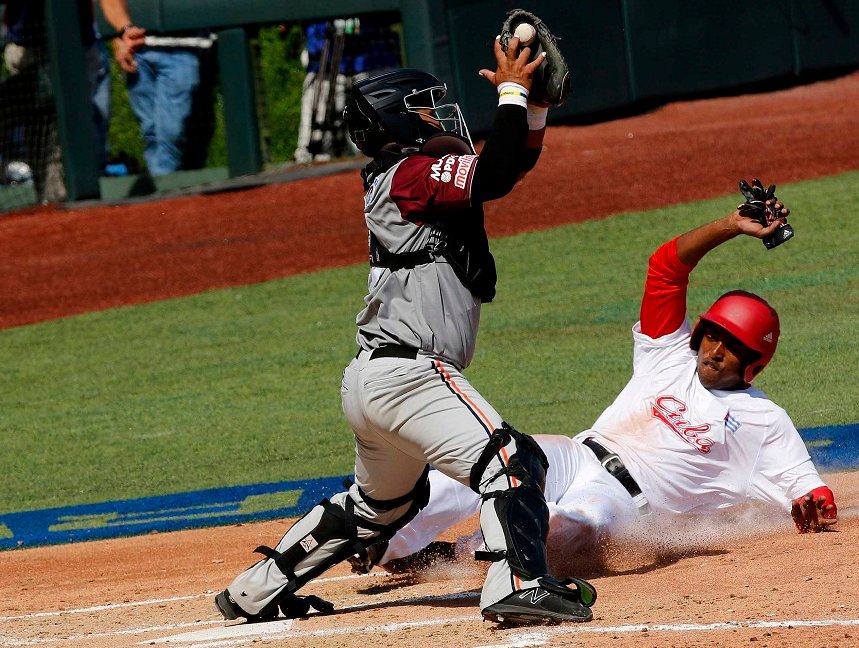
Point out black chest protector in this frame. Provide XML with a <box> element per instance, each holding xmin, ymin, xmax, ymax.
<box><xmin>363</xmin><ymin>147</ymin><xmax>497</xmax><ymax>303</ymax></box>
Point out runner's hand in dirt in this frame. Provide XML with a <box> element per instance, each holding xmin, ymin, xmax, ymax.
<box><xmin>791</xmin><ymin>487</ymin><xmax>838</xmax><ymax>533</ymax></box>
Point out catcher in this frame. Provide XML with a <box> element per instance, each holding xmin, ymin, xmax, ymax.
<box><xmin>215</xmin><ymin>9</ymin><xmax>586</xmax><ymax>627</ymax></box>
<box><xmin>353</xmin><ymin>185</ymin><xmax>838</xmax><ymax>576</ymax></box>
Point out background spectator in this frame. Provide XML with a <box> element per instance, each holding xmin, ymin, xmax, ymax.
<box><xmin>109</xmin><ymin>7</ymin><xmax>216</xmax><ymax>177</ymax></box>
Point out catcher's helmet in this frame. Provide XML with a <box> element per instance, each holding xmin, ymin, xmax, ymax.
<box><xmin>690</xmin><ymin>290</ymin><xmax>780</xmax><ymax>384</ymax></box>
<box><xmin>343</xmin><ymin>68</ymin><xmax>473</xmax><ymax>156</ymax></box>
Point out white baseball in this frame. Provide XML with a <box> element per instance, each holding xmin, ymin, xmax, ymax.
<box><xmin>514</xmin><ymin>23</ymin><xmax>536</xmax><ymax>46</ymax></box>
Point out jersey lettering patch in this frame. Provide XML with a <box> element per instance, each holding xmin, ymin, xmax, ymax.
<box><xmin>651</xmin><ymin>395</ymin><xmax>714</xmax><ymax>453</ymax></box>
<box><xmin>453</xmin><ymin>155</ymin><xmax>476</xmax><ymax>189</ymax></box>
<box><xmin>429</xmin><ymin>155</ymin><xmax>457</xmax><ymax>184</ymax></box>
<box><xmin>428</xmin><ymin>154</ymin><xmax>477</xmax><ymax>190</ymax></box>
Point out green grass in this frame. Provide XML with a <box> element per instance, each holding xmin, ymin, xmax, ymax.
<box><xmin>1</xmin><ymin>172</ymin><xmax>857</xmax><ymax>514</ymax></box>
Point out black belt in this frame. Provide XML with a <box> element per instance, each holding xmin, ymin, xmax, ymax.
<box><xmin>582</xmin><ymin>438</ymin><xmax>651</xmax><ymax>515</ymax></box>
<box><xmin>358</xmin><ymin>345</ymin><xmax>419</xmax><ymax>361</ymax></box>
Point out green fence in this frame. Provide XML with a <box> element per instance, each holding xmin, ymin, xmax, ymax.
<box><xmin>3</xmin><ymin>0</ymin><xmax>858</xmax><ymax>206</ymax></box>
<box><xmin>445</xmin><ymin>0</ymin><xmax>859</xmax><ymax>131</ymax></box>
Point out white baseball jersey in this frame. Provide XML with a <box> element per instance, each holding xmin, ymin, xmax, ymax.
<box><xmin>585</xmin><ymin>318</ymin><xmax>824</xmax><ymax>515</ymax></box>
<box><xmin>381</xmin><ymin>236</ymin><xmax>828</xmax><ymax>566</ymax></box>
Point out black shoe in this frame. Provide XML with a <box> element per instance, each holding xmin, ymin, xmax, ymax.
<box><xmin>279</xmin><ymin>592</ymin><xmax>335</xmax><ymax>618</ymax></box>
<box><xmin>214</xmin><ymin>589</ymin><xmax>278</xmax><ymax>623</ymax></box>
<box><xmin>383</xmin><ymin>541</ymin><xmax>457</xmax><ymax>574</ymax></box>
<box><xmin>482</xmin><ymin>586</ymin><xmax>593</xmax><ymax>625</ymax></box>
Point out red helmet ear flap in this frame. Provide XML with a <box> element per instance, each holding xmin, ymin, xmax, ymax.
<box><xmin>690</xmin><ymin>291</ymin><xmax>779</xmax><ymax>383</ymax></box>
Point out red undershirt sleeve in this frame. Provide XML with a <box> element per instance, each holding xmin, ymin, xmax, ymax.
<box><xmin>640</xmin><ymin>236</ymin><xmax>696</xmax><ymax>338</ymax></box>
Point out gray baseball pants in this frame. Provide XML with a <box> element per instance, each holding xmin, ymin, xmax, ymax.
<box><xmin>225</xmin><ymin>349</ymin><xmax>546</xmax><ymax>613</ymax></box>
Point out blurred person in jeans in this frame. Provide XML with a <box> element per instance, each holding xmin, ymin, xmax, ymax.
<box><xmin>108</xmin><ymin>6</ymin><xmax>214</xmax><ymax>176</ymax></box>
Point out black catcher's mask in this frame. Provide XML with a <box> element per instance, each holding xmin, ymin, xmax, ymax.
<box><xmin>343</xmin><ymin>68</ymin><xmax>474</xmax><ymax>157</ymax></box>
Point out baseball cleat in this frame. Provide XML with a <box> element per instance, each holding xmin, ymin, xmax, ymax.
<box><xmin>481</xmin><ymin>587</ymin><xmax>594</xmax><ymax>625</ymax></box>
<box><xmin>214</xmin><ymin>589</ymin><xmax>278</xmax><ymax>623</ymax></box>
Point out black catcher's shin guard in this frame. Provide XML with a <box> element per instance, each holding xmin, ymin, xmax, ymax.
<box><xmin>471</xmin><ymin>423</ymin><xmax>551</xmax><ymax>580</ymax></box>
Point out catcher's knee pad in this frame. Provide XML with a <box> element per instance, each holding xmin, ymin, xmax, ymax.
<box><xmin>470</xmin><ymin>423</ymin><xmax>551</xmax><ymax>580</ymax></box>
<box><xmin>469</xmin><ymin>422</ymin><xmax>548</xmax><ymax>493</ymax></box>
<box><xmin>344</xmin><ymin>465</ymin><xmax>432</xmax><ymax>569</ymax></box>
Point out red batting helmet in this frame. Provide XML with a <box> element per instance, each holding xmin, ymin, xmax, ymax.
<box><xmin>690</xmin><ymin>290</ymin><xmax>780</xmax><ymax>384</ymax></box>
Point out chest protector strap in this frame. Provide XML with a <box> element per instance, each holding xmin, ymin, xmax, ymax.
<box><xmin>369</xmin><ymin>232</ymin><xmax>435</xmax><ymax>271</ymax></box>
<box><xmin>363</xmin><ymin>148</ymin><xmax>496</xmax><ymax>303</ymax></box>
<box><xmin>369</xmin><ymin>231</ymin><xmax>496</xmax><ymax>303</ymax></box>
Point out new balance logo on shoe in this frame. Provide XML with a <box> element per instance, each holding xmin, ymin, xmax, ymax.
<box><xmin>518</xmin><ymin>588</ymin><xmax>551</xmax><ymax>604</ymax></box>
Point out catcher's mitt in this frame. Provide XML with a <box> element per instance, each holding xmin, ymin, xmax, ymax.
<box><xmin>500</xmin><ymin>9</ymin><xmax>570</xmax><ymax>106</ymax></box>
<box><xmin>738</xmin><ymin>177</ymin><xmax>794</xmax><ymax>249</ymax></box>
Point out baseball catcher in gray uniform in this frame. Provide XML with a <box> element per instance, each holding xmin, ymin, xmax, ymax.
<box><xmin>215</xmin><ymin>31</ymin><xmax>595</xmax><ymax>626</ymax></box>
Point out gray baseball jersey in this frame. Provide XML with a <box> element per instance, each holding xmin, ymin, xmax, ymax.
<box><xmin>356</xmin><ymin>152</ymin><xmax>481</xmax><ymax>369</ymax></box>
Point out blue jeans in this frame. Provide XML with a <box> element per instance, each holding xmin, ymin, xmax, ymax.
<box><xmin>126</xmin><ymin>48</ymin><xmax>200</xmax><ymax>175</ymax></box>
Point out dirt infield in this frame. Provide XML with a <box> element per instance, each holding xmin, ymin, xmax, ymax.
<box><xmin>1</xmin><ymin>70</ymin><xmax>858</xmax><ymax>647</ymax></box>
<box><xmin>2</xmin><ymin>472</ymin><xmax>857</xmax><ymax>647</ymax></box>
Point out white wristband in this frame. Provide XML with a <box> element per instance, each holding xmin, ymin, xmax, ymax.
<box><xmin>497</xmin><ymin>81</ymin><xmax>528</xmax><ymax>108</ymax></box>
<box><xmin>527</xmin><ymin>104</ymin><xmax>548</xmax><ymax>130</ymax></box>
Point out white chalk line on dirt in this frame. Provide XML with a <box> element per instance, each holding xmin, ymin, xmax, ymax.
<box><xmin>484</xmin><ymin>619</ymin><xmax>859</xmax><ymax>648</ymax></box>
<box><xmin>6</xmin><ymin>615</ymin><xmax>859</xmax><ymax>648</ymax></box>
<box><xmin>140</xmin><ymin>615</ymin><xmax>859</xmax><ymax>648</ymax></box>
<box><xmin>0</xmin><ymin>620</ymin><xmax>224</xmax><ymax>647</ymax></box>
<box><xmin>0</xmin><ymin>595</ymin><xmax>202</xmax><ymax>622</ymax></box>
<box><xmin>153</xmin><ymin>616</ymin><xmax>859</xmax><ymax>647</ymax></box>
<box><xmin>473</xmin><ymin>618</ymin><xmax>859</xmax><ymax>647</ymax></box>
<box><xmin>146</xmin><ymin>613</ymin><xmax>482</xmax><ymax>646</ymax></box>
<box><xmin>88</xmin><ymin>614</ymin><xmax>859</xmax><ymax>648</ymax></box>
<box><xmin>4</xmin><ymin>588</ymin><xmax>859</xmax><ymax>648</ymax></box>
<box><xmin>0</xmin><ymin>570</ymin><xmax>388</xmax><ymax>622</ymax></box>
<box><xmin>6</xmin><ymin>571</ymin><xmax>859</xmax><ymax>647</ymax></box>
<box><xmin>0</xmin><ymin>591</ymin><xmax>477</xmax><ymax>647</ymax></box>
